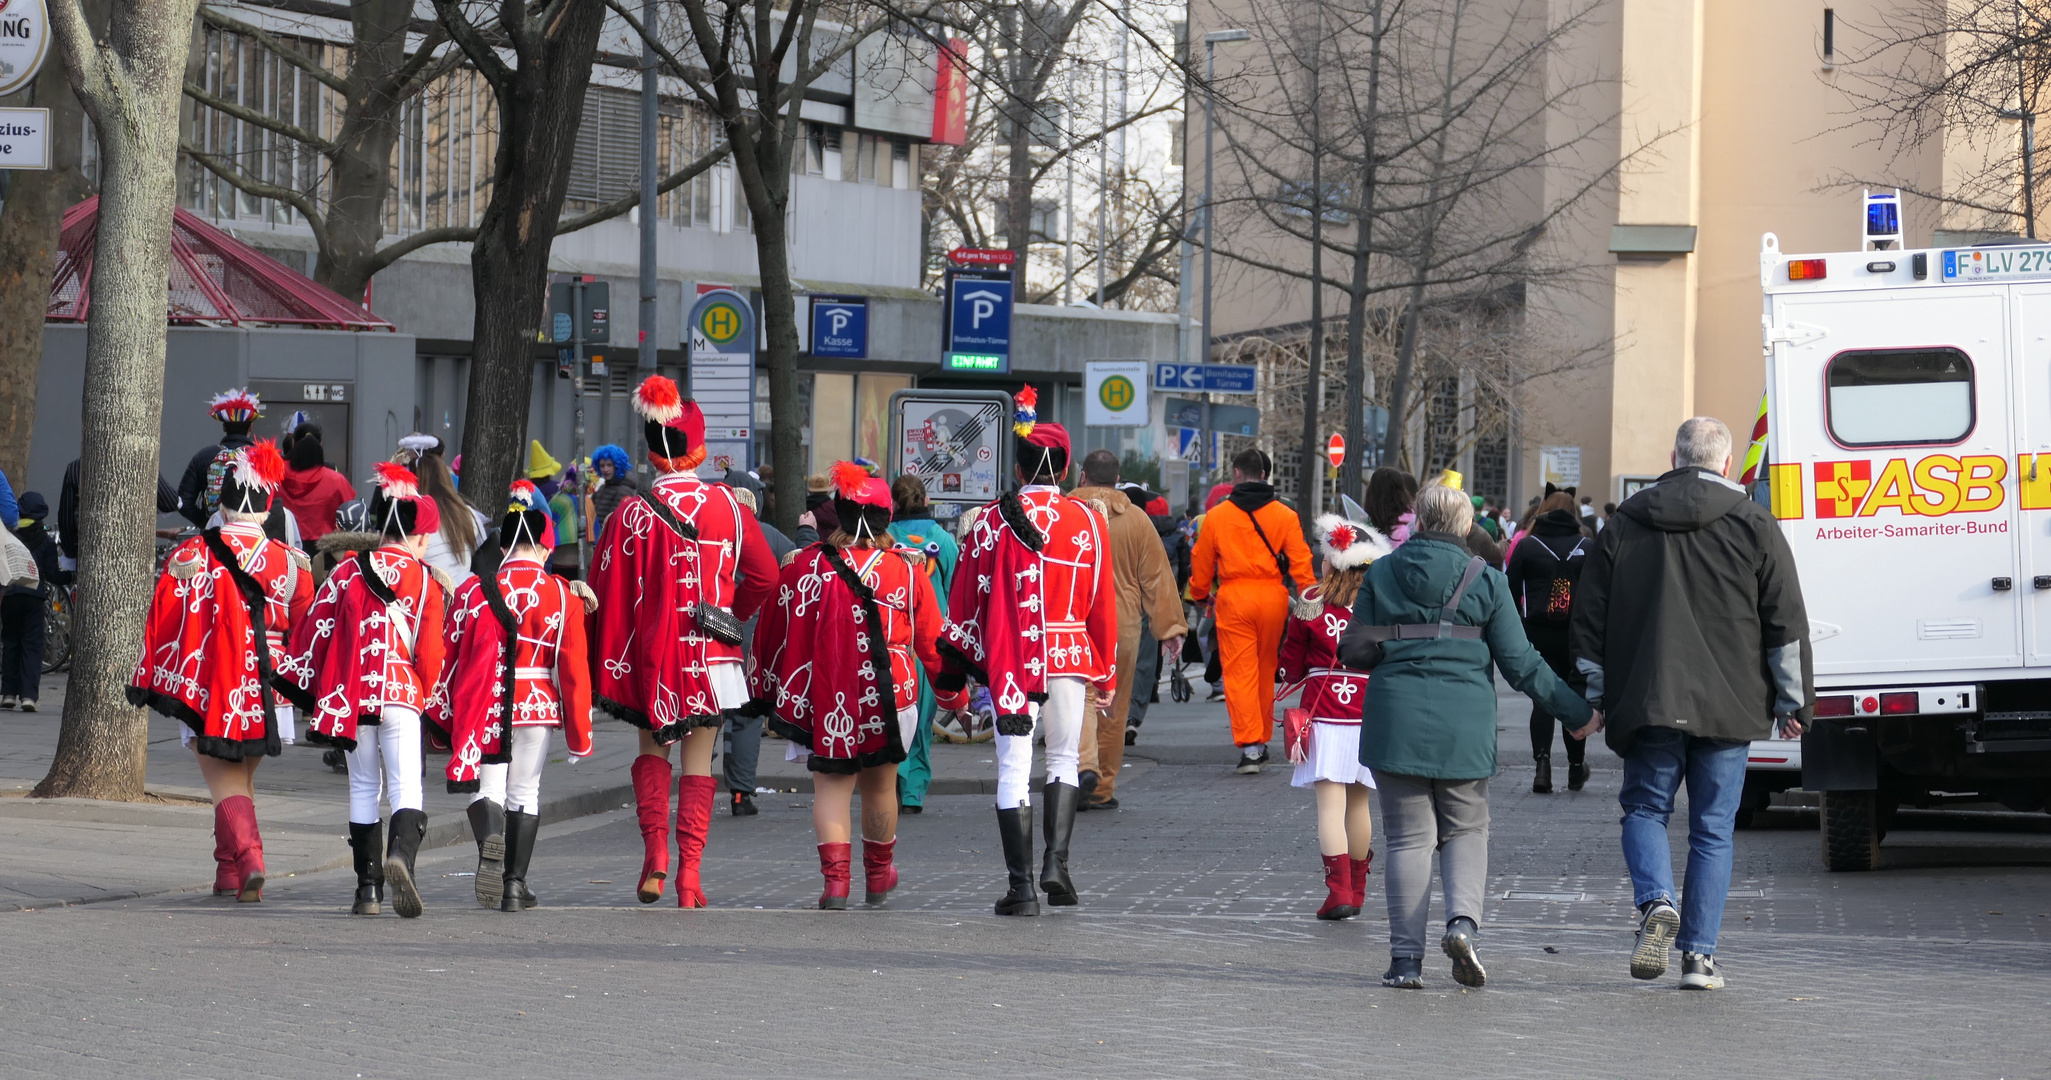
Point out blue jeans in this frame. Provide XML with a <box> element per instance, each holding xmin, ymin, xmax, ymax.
<box><xmin>1619</xmin><ymin>727</ymin><xmax>1749</xmax><ymax>955</ymax></box>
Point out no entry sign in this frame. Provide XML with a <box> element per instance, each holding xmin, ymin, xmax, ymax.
<box><xmin>1326</xmin><ymin>433</ymin><xmax>1345</xmax><ymax>469</ymax></box>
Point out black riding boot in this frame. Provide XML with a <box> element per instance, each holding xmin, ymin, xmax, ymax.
<box><xmin>348</xmin><ymin>821</ymin><xmax>383</xmax><ymax>916</ymax></box>
<box><xmin>499</xmin><ymin>810</ymin><xmax>538</xmax><ymax>912</ymax></box>
<box><xmin>994</xmin><ymin>806</ymin><xmax>1040</xmax><ymax>916</ymax></box>
<box><xmin>1532</xmin><ymin>753</ymin><xmax>1553</xmax><ymax>794</ymax></box>
<box><xmin>1039</xmin><ymin>781</ymin><xmax>1080</xmax><ymax>906</ymax></box>
<box><xmin>384</xmin><ymin>808</ymin><xmax>429</xmax><ymax>919</ymax></box>
<box><xmin>468</xmin><ymin>799</ymin><xmax>506</xmax><ymax>909</ymax></box>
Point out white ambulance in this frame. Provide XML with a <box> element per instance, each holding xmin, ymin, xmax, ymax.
<box><xmin>1758</xmin><ymin>211</ymin><xmax>2051</xmax><ymax>871</ymax></box>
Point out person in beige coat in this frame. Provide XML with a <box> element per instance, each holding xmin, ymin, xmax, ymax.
<box><xmin>1072</xmin><ymin>450</ymin><xmax>1188</xmax><ymax>809</ymax></box>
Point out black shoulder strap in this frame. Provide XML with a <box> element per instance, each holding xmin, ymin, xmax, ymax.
<box><xmin>1439</xmin><ymin>556</ymin><xmax>1488</xmax><ymax>631</ymax></box>
<box><xmin>477</xmin><ymin>569</ymin><xmax>519</xmax><ymax>730</ymax></box>
<box><xmin>355</xmin><ymin>548</ymin><xmax>397</xmax><ymax>605</ymax></box>
<box><xmin>1235</xmin><ymin>500</ymin><xmax>1296</xmax><ymax>597</ymax></box>
<box><xmin>639</xmin><ymin>490</ymin><xmax>700</xmax><ymax>542</ymax></box>
<box><xmin>203</xmin><ymin>529</ymin><xmax>280</xmax><ymax>749</ymax></box>
<box><xmin>818</xmin><ymin>545</ymin><xmax>905</xmax><ymax>759</ymax></box>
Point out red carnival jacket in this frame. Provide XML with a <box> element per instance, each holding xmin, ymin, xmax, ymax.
<box><xmin>278</xmin><ymin>544</ymin><xmax>446</xmax><ymax>750</ymax></box>
<box><xmin>1277</xmin><ymin>587</ymin><xmax>1370</xmax><ymax>724</ymax></box>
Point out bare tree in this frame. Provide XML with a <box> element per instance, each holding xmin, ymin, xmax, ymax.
<box><xmin>1831</xmin><ymin>1</ymin><xmax>2051</xmax><ymax>238</ymax></box>
<box><xmin>36</xmin><ymin>0</ymin><xmax>203</xmax><ymax>800</ymax></box>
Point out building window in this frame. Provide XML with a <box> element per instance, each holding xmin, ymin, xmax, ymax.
<box><xmin>1826</xmin><ymin>347</ymin><xmax>1974</xmax><ymax>446</ymax></box>
<box><xmin>891</xmin><ymin>138</ymin><xmax>911</xmax><ymax>189</ymax></box>
<box><xmin>858</xmin><ymin>132</ymin><xmax>878</xmax><ymax>183</ymax></box>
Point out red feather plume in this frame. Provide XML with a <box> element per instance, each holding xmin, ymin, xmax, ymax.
<box><xmin>831</xmin><ymin>460</ymin><xmax>874</xmax><ymax>499</ymax></box>
<box><xmin>373</xmin><ymin>461</ymin><xmax>420</xmax><ymax>499</ymax></box>
<box><xmin>634</xmin><ymin>375</ymin><xmax>683</xmax><ymax>424</ymax></box>
<box><xmin>236</xmin><ymin>439</ymin><xmax>287</xmax><ymax>491</ymax></box>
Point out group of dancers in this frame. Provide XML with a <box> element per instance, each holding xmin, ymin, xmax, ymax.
<box><xmin>132</xmin><ymin>377</ymin><xmax>1146</xmax><ymax>919</ymax></box>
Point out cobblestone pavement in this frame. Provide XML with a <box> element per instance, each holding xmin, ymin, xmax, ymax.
<box><xmin>7</xmin><ymin>718</ymin><xmax>2051</xmax><ymax>1079</ymax></box>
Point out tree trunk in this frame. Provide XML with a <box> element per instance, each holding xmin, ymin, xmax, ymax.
<box><xmin>0</xmin><ymin>66</ymin><xmax>93</xmax><ymax>484</ymax></box>
<box><xmin>452</xmin><ymin>0</ymin><xmax>606</xmax><ymax>500</ymax></box>
<box><xmin>1380</xmin><ymin>279</ymin><xmax>1425</xmax><ymax>471</ymax></box>
<box><xmin>1339</xmin><ymin>0</ymin><xmax>1384</xmax><ymax>497</ymax></box>
<box><xmin>754</xmin><ymin>183</ymin><xmax>804</xmax><ymax>537</ymax></box>
<box><xmin>37</xmin><ymin>0</ymin><xmax>204</xmax><ymax>801</ymax></box>
<box><xmin>312</xmin><ymin>0</ymin><xmax>412</xmax><ymax>301</ymax></box>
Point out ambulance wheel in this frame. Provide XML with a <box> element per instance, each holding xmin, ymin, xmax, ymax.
<box><xmin>1819</xmin><ymin>789</ymin><xmax>1883</xmax><ymax>872</ymax></box>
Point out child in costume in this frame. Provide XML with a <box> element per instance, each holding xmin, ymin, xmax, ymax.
<box><xmin>750</xmin><ymin>463</ymin><xmax>961</xmax><ymax>908</ymax></box>
<box><xmin>130</xmin><ymin>439</ymin><xmax>310</xmax><ymax>902</ymax></box>
<box><xmin>431</xmin><ymin>480</ymin><xmax>596</xmax><ymax>911</ymax></box>
<box><xmin>279</xmin><ymin>463</ymin><xmax>448</xmax><ymax>918</ymax></box>
<box><xmin>1278</xmin><ymin>514</ymin><xmax>1390</xmax><ymax>920</ymax></box>
<box><xmin>589</xmin><ymin>375</ymin><xmax>778</xmax><ymax>907</ymax></box>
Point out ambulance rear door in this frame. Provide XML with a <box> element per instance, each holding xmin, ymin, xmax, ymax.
<box><xmin>2007</xmin><ymin>284</ymin><xmax>2051</xmax><ymax>665</ymax></box>
<box><xmin>1768</xmin><ymin>285</ymin><xmax>2021</xmax><ymax>677</ymax></box>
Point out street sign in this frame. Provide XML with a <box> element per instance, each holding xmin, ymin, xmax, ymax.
<box><xmin>689</xmin><ymin>287</ymin><xmax>756</xmax><ymax>472</ymax></box>
<box><xmin>890</xmin><ymin>390</ymin><xmax>1013</xmax><ymax>503</ymax></box>
<box><xmin>549</xmin><ymin>279</ymin><xmax>610</xmax><ymax>344</ymax></box>
<box><xmin>1152</xmin><ymin>362</ymin><xmax>1257</xmax><ymax>395</ymax></box>
<box><xmin>1326</xmin><ymin>433</ymin><xmax>1345</xmax><ymax>469</ymax></box>
<box><xmin>1084</xmin><ymin>360</ymin><xmax>1149</xmax><ymax>426</ymax></box>
<box><xmin>551</xmin><ymin>312</ymin><xmax>573</xmax><ymax>343</ymax></box>
<box><xmin>946</xmin><ymin>269</ymin><xmax>1013</xmax><ymax>372</ymax></box>
<box><xmin>0</xmin><ymin>0</ymin><xmax>50</xmax><ymax>99</ymax></box>
<box><xmin>948</xmin><ymin>246</ymin><xmax>1017</xmax><ymax>268</ymax></box>
<box><xmin>0</xmin><ymin>107</ymin><xmax>48</xmax><ymax>170</ymax></box>
<box><xmin>810</xmin><ymin>295</ymin><xmax>867</xmax><ymax>358</ymax></box>
<box><xmin>1207</xmin><ymin>403</ymin><xmax>1260</xmax><ymax>436</ymax></box>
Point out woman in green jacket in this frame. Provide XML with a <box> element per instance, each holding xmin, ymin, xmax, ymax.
<box><xmin>1338</xmin><ymin>483</ymin><xmax>1597</xmax><ymax>990</ymax></box>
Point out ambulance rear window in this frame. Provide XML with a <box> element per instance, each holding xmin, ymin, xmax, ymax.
<box><xmin>1826</xmin><ymin>347</ymin><xmax>1974</xmax><ymax>447</ymax></box>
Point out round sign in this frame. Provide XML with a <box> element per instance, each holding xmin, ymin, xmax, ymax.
<box><xmin>1098</xmin><ymin>374</ymin><xmax>1137</xmax><ymax>412</ymax></box>
<box><xmin>698</xmin><ymin>299</ymin><xmax>744</xmax><ymax>344</ymax></box>
<box><xmin>0</xmin><ymin>0</ymin><xmax>50</xmax><ymax>99</ymax></box>
<box><xmin>1325</xmin><ymin>433</ymin><xmax>1346</xmax><ymax>469</ymax></box>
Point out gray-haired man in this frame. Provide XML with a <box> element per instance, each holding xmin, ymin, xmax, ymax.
<box><xmin>1569</xmin><ymin>417</ymin><xmax>1812</xmax><ymax>990</ymax></box>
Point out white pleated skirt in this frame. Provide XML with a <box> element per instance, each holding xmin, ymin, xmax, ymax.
<box><xmin>1290</xmin><ymin>720</ymin><xmax>1376</xmax><ymax>788</ymax></box>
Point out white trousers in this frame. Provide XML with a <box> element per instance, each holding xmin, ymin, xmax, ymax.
<box><xmin>995</xmin><ymin>676</ymin><xmax>1086</xmax><ymax>809</ymax></box>
<box><xmin>468</xmin><ymin>727</ymin><xmax>551</xmax><ymax>813</ymax></box>
<box><xmin>347</xmin><ymin>705</ymin><xmax>424</xmax><ymax>823</ymax></box>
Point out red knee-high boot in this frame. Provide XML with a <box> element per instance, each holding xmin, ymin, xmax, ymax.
<box><xmin>817</xmin><ymin>842</ymin><xmax>852</xmax><ymax>910</ymax></box>
<box><xmin>631</xmin><ymin>755</ymin><xmax>674</xmax><ymax>904</ymax></box>
<box><xmin>219</xmin><ymin>796</ymin><xmax>265</xmax><ymax>903</ymax></box>
<box><xmin>675</xmin><ymin>774</ymin><xmax>715</xmax><ymax>908</ymax></box>
<box><xmin>212</xmin><ymin>803</ymin><xmax>242</xmax><ymax>896</ymax></box>
<box><xmin>861</xmin><ymin>837</ymin><xmax>898</xmax><ymax>904</ymax></box>
<box><xmin>1349</xmin><ymin>849</ymin><xmax>1373</xmax><ymax>910</ymax></box>
<box><xmin>1315</xmin><ymin>854</ymin><xmax>1356</xmax><ymax>920</ymax></box>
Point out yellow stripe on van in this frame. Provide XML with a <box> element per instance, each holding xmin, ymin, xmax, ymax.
<box><xmin>1769</xmin><ymin>463</ymin><xmax>1804</xmax><ymax>520</ymax></box>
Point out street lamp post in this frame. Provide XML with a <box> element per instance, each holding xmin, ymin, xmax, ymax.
<box><xmin>2001</xmin><ymin>107</ymin><xmax>2039</xmax><ymax>240</ymax></box>
<box><xmin>1202</xmin><ymin>28</ymin><xmax>1249</xmax><ymax>488</ymax></box>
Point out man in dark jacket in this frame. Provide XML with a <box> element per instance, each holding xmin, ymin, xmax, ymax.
<box><xmin>1570</xmin><ymin>417</ymin><xmax>1811</xmax><ymax>992</ymax></box>
<box><xmin>177</xmin><ymin>390</ymin><xmax>262</xmax><ymax>527</ymax></box>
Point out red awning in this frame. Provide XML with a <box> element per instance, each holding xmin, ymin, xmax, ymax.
<box><xmin>47</xmin><ymin>197</ymin><xmax>394</xmax><ymax>331</ymax></box>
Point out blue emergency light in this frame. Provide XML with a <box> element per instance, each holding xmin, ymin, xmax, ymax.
<box><xmin>1866</xmin><ymin>198</ymin><xmax>1899</xmax><ymax>237</ymax></box>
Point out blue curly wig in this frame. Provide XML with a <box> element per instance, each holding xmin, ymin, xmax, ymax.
<box><xmin>592</xmin><ymin>444</ymin><xmax>631</xmax><ymax>477</ymax></box>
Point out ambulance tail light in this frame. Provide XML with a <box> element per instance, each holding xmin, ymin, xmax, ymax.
<box><xmin>1879</xmin><ymin>691</ymin><xmax>1919</xmax><ymax>715</ymax></box>
<box><xmin>1814</xmin><ymin>694</ymin><xmax>1855</xmax><ymax>718</ymax></box>
<box><xmin>1788</xmin><ymin>259</ymin><xmax>1828</xmax><ymax>281</ymax></box>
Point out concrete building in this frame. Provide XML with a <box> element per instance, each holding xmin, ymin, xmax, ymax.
<box><xmin>1186</xmin><ymin>0</ymin><xmax>1999</xmax><ymax>509</ymax></box>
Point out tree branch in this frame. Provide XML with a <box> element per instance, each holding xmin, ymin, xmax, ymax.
<box><xmin>181</xmin><ymin>139</ymin><xmax>334</xmax><ymax>256</ymax></box>
<box><xmin>184</xmin><ymin>82</ymin><xmax>338</xmax><ymax>154</ymax></box>
<box><xmin>198</xmin><ymin>6</ymin><xmax>351</xmax><ymax>94</ymax></box>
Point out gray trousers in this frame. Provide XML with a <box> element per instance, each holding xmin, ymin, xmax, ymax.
<box><xmin>1376</xmin><ymin>771</ymin><xmax>1490</xmax><ymax>958</ymax></box>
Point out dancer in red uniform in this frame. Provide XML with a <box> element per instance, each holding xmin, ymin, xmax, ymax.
<box><xmin>130</xmin><ymin>439</ymin><xmax>310</xmax><ymax>902</ymax></box>
<box><xmin>431</xmin><ymin>480</ymin><xmax>595</xmax><ymax>911</ymax></box>
<box><xmin>279</xmin><ymin>462</ymin><xmax>447</xmax><ymax>918</ymax></box>
<box><xmin>938</xmin><ymin>387</ymin><xmax>1118</xmax><ymax>915</ymax></box>
<box><xmin>1279</xmin><ymin>514</ymin><xmax>1390</xmax><ymax>919</ymax></box>
<box><xmin>751</xmin><ymin>462</ymin><xmax>961</xmax><ymax>908</ymax></box>
<box><xmin>590</xmin><ymin>375</ymin><xmax>777</xmax><ymax>907</ymax></box>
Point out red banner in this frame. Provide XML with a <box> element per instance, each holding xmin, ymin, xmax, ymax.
<box><xmin>931</xmin><ymin>38</ymin><xmax>968</xmax><ymax>146</ymax></box>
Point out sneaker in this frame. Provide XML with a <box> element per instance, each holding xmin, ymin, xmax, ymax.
<box><xmin>1207</xmin><ymin>686</ymin><xmax>1227</xmax><ymax>702</ymax></box>
<box><xmin>1235</xmin><ymin>745</ymin><xmax>1267</xmax><ymax>774</ymax></box>
<box><xmin>1381</xmin><ymin>955</ymin><xmax>1424</xmax><ymax>989</ymax></box>
<box><xmin>0</xmin><ymin>695</ymin><xmax>16</xmax><ymax>710</ymax></box>
<box><xmin>1632</xmin><ymin>900</ymin><xmax>1681</xmax><ymax>980</ymax></box>
<box><xmin>1440</xmin><ymin>917</ymin><xmax>1487</xmax><ymax>988</ymax></box>
<box><xmin>1679</xmin><ymin>952</ymin><xmax>1723</xmax><ymax>990</ymax></box>
<box><xmin>730</xmin><ymin>791</ymin><xmax>758</xmax><ymax>817</ymax></box>
<box><xmin>1124</xmin><ymin>726</ymin><xmax>1137</xmax><ymax>747</ymax></box>
<box><xmin>16</xmin><ymin>699</ymin><xmax>34</xmax><ymax>713</ymax></box>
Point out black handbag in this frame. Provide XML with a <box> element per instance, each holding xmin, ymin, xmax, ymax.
<box><xmin>638</xmin><ymin>491</ymin><xmax>746</xmax><ymax>646</ymax></box>
<box><xmin>1340</xmin><ymin>555</ymin><xmax>1488</xmax><ymax>670</ymax></box>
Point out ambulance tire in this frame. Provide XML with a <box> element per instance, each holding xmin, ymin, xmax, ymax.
<box><xmin>1819</xmin><ymin>789</ymin><xmax>1884</xmax><ymax>872</ymax></box>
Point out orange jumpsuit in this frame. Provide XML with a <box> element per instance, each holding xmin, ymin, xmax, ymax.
<box><xmin>1189</xmin><ymin>496</ymin><xmax>1316</xmax><ymax>747</ymax></box>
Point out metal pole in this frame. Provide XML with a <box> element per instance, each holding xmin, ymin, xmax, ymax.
<box><xmin>2028</xmin><ymin>114</ymin><xmax>2040</xmax><ymax>240</ymax></box>
<box><xmin>639</xmin><ymin>0</ymin><xmax>660</xmax><ymax>368</ymax></box>
<box><xmin>573</xmin><ymin>282</ymin><xmax>590</xmax><ymax>574</ymax></box>
<box><xmin>1202</xmin><ymin>40</ymin><xmax>1216</xmax><ymax>483</ymax></box>
<box><xmin>1097</xmin><ymin>61</ymin><xmax>1108</xmax><ymax>306</ymax></box>
<box><xmin>1065</xmin><ymin>129</ymin><xmax>1075</xmax><ymax>306</ymax></box>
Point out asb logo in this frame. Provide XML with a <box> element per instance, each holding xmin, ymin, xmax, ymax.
<box><xmin>1807</xmin><ymin>455</ymin><xmax>2006</xmax><ymax>519</ymax></box>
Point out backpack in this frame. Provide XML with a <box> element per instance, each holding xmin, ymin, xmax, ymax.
<box><xmin>1522</xmin><ymin>533</ymin><xmax>1587</xmax><ymax>623</ymax></box>
<box><xmin>202</xmin><ymin>445</ymin><xmax>238</xmax><ymax>518</ymax></box>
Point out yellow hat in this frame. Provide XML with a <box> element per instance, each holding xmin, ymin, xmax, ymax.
<box><xmin>526</xmin><ymin>440</ymin><xmax>563</xmax><ymax>480</ymax></box>
<box><xmin>1439</xmin><ymin>468</ymin><xmax>1464</xmax><ymax>491</ymax></box>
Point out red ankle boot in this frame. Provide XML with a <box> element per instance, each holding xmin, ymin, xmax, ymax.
<box><xmin>219</xmin><ymin>796</ymin><xmax>265</xmax><ymax>903</ymax></box>
<box><xmin>212</xmin><ymin>803</ymin><xmax>242</xmax><ymax>896</ymax></box>
<box><xmin>817</xmin><ymin>842</ymin><xmax>852</xmax><ymax>909</ymax></box>
<box><xmin>630</xmin><ymin>756</ymin><xmax>673</xmax><ymax>904</ymax></box>
<box><xmin>1350</xmin><ymin>849</ymin><xmax>1374</xmax><ymax>909</ymax></box>
<box><xmin>1315</xmin><ymin>854</ymin><xmax>1357</xmax><ymax>920</ymax></box>
<box><xmin>674</xmin><ymin>774</ymin><xmax>714</xmax><ymax>908</ymax></box>
<box><xmin>861</xmin><ymin>837</ymin><xmax>898</xmax><ymax>904</ymax></box>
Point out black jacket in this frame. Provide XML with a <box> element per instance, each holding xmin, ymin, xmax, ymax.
<box><xmin>1569</xmin><ymin>467</ymin><xmax>1812</xmax><ymax>752</ymax></box>
<box><xmin>59</xmin><ymin>459</ymin><xmax>181</xmax><ymax>560</ymax></box>
<box><xmin>1505</xmin><ymin>510</ymin><xmax>1590</xmax><ymax>632</ymax></box>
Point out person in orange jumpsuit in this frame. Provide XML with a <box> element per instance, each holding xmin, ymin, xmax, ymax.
<box><xmin>1188</xmin><ymin>447</ymin><xmax>1316</xmax><ymax>773</ymax></box>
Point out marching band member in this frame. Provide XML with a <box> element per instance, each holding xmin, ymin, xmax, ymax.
<box><xmin>1279</xmin><ymin>515</ymin><xmax>1389</xmax><ymax>920</ymax></box>
<box><xmin>279</xmin><ymin>463</ymin><xmax>447</xmax><ymax>918</ymax></box>
<box><xmin>431</xmin><ymin>480</ymin><xmax>596</xmax><ymax>911</ymax></box>
<box><xmin>750</xmin><ymin>462</ymin><xmax>959</xmax><ymax>908</ymax></box>
<box><xmin>938</xmin><ymin>387</ymin><xmax>1118</xmax><ymax>916</ymax></box>
<box><xmin>130</xmin><ymin>440</ymin><xmax>310</xmax><ymax>903</ymax></box>
<box><xmin>590</xmin><ymin>375</ymin><xmax>777</xmax><ymax>907</ymax></box>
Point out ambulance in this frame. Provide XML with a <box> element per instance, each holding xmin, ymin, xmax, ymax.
<box><xmin>1757</xmin><ymin>193</ymin><xmax>2051</xmax><ymax>870</ymax></box>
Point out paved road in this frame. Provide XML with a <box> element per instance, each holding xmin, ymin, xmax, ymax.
<box><xmin>7</xmin><ymin>695</ymin><xmax>2051</xmax><ymax>1078</ymax></box>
